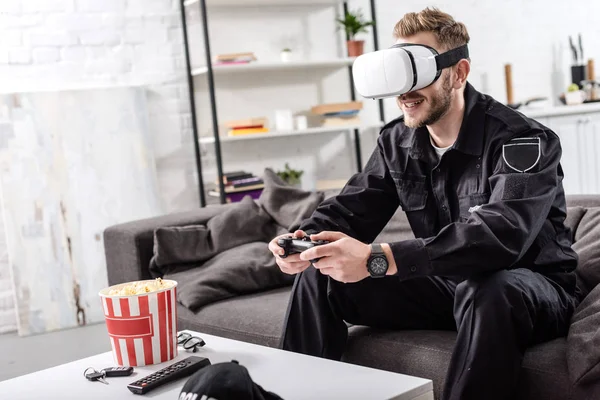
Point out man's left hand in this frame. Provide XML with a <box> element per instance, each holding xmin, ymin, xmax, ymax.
<box><xmin>299</xmin><ymin>231</ymin><xmax>371</xmax><ymax>283</ymax></box>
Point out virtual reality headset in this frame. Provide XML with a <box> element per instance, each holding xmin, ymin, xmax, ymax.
<box><xmin>352</xmin><ymin>43</ymin><xmax>469</xmax><ymax>99</ymax></box>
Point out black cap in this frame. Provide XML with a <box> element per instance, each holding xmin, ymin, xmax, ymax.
<box><xmin>180</xmin><ymin>360</ymin><xmax>284</xmax><ymax>400</ymax></box>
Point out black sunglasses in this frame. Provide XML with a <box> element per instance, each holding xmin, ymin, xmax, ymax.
<box><xmin>177</xmin><ymin>332</ymin><xmax>206</xmax><ymax>352</ymax></box>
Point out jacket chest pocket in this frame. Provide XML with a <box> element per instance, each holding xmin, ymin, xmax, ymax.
<box><xmin>391</xmin><ymin>173</ymin><xmax>428</xmax><ymax>212</ymax></box>
<box><xmin>458</xmin><ymin>193</ymin><xmax>490</xmax><ymax>221</ymax></box>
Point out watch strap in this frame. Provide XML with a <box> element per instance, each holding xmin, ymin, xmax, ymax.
<box><xmin>370</xmin><ymin>243</ymin><xmax>384</xmax><ymax>255</ymax></box>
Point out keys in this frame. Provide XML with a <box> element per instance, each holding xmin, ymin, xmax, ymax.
<box><xmin>84</xmin><ymin>367</ymin><xmax>109</xmax><ymax>385</ymax></box>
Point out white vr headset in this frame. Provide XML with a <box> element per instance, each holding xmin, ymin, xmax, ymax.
<box><xmin>352</xmin><ymin>43</ymin><xmax>469</xmax><ymax>99</ymax></box>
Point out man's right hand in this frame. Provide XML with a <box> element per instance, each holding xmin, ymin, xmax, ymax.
<box><xmin>268</xmin><ymin>230</ymin><xmax>311</xmax><ymax>275</ymax></box>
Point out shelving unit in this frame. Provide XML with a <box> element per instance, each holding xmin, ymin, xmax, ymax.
<box><xmin>179</xmin><ymin>0</ymin><xmax>383</xmax><ymax>206</ymax></box>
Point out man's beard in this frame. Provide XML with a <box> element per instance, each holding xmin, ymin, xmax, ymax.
<box><xmin>404</xmin><ymin>73</ymin><xmax>452</xmax><ymax>128</ymax></box>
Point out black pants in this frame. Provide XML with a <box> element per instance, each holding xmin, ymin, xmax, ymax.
<box><xmin>279</xmin><ymin>267</ymin><xmax>578</xmax><ymax>400</ymax></box>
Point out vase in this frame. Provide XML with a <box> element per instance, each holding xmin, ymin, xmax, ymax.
<box><xmin>347</xmin><ymin>40</ymin><xmax>364</xmax><ymax>57</ymax></box>
<box><xmin>280</xmin><ymin>51</ymin><xmax>292</xmax><ymax>62</ymax></box>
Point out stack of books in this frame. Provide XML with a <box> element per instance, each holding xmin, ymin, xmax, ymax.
<box><xmin>214</xmin><ymin>52</ymin><xmax>257</xmax><ymax>66</ymax></box>
<box><xmin>208</xmin><ymin>171</ymin><xmax>264</xmax><ymax>203</ymax></box>
<box><xmin>225</xmin><ymin>117</ymin><xmax>269</xmax><ymax>137</ymax></box>
<box><xmin>310</xmin><ymin>101</ymin><xmax>363</xmax><ymax>127</ymax></box>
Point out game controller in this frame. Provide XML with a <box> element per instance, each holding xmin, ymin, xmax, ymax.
<box><xmin>277</xmin><ymin>236</ymin><xmax>329</xmax><ymax>262</ymax></box>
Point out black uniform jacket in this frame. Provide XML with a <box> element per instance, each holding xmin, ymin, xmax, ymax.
<box><xmin>299</xmin><ymin>83</ymin><xmax>579</xmax><ymax>295</ymax></box>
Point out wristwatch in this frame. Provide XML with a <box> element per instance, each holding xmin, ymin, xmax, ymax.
<box><xmin>367</xmin><ymin>243</ymin><xmax>389</xmax><ymax>278</ymax></box>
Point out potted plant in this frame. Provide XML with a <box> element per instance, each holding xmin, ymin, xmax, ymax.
<box><xmin>280</xmin><ymin>48</ymin><xmax>292</xmax><ymax>62</ymax></box>
<box><xmin>336</xmin><ymin>8</ymin><xmax>374</xmax><ymax>57</ymax></box>
<box><xmin>276</xmin><ymin>163</ymin><xmax>304</xmax><ymax>187</ymax></box>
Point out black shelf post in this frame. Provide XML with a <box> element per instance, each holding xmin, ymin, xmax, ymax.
<box><xmin>343</xmin><ymin>1</ymin><xmax>363</xmax><ymax>173</ymax></box>
<box><xmin>198</xmin><ymin>0</ymin><xmax>226</xmax><ymax>204</ymax></box>
<box><xmin>179</xmin><ymin>0</ymin><xmax>206</xmax><ymax>207</ymax></box>
<box><xmin>369</xmin><ymin>0</ymin><xmax>385</xmax><ymax>123</ymax></box>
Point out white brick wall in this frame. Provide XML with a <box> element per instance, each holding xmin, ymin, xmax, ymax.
<box><xmin>0</xmin><ymin>0</ymin><xmax>194</xmax><ymax>334</ymax></box>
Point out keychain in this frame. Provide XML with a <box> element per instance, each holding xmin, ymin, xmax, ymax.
<box><xmin>84</xmin><ymin>366</ymin><xmax>134</xmax><ymax>384</ymax></box>
<box><xmin>83</xmin><ymin>368</ymin><xmax>109</xmax><ymax>385</ymax></box>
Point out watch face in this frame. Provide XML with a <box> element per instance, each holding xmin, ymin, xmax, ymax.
<box><xmin>369</xmin><ymin>256</ymin><xmax>388</xmax><ymax>275</ymax></box>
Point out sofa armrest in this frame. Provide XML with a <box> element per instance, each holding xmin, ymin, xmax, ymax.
<box><xmin>103</xmin><ymin>204</ymin><xmax>231</xmax><ymax>286</ymax></box>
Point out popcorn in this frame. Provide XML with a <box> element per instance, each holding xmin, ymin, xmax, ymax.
<box><xmin>108</xmin><ymin>278</ymin><xmax>172</xmax><ymax>296</ymax></box>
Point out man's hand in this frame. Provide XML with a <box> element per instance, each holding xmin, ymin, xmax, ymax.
<box><xmin>299</xmin><ymin>231</ymin><xmax>371</xmax><ymax>283</ymax></box>
<box><xmin>268</xmin><ymin>230</ymin><xmax>311</xmax><ymax>275</ymax></box>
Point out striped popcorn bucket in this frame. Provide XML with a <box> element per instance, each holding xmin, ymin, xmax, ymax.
<box><xmin>99</xmin><ymin>279</ymin><xmax>178</xmax><ymax>366</ymax></box>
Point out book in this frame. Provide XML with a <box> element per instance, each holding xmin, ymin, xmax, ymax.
<box><xmin>218</xmin><ymin>171</ymin><xmax>254</xmax><ymax>185</ymax></box>
<box><xmin>214</xmin><ymin>60</ymin><xmax>252</xmax><ymax>66</ymax></box>
<box><xmin>224</xmin><ymin>117</ymin><xmax>268</xmax><ymax>129</ymax></box>
<box><xmin>214</xmin><ymin>52</ymin><xmax>257</xmax><ymax>62</ymax></box>
<box><xmin>323</xmin><ymin>110</ymin><xmax>360</xmax><ymax>117</ymax></box>
<box><xmin>311</xmin><ymin>101</ymin><xmax>363</xmax><ymax>115</ymax></box>
<box><xmin>208</xmin><ymin>188</ymin><xmax>263</xmax><ymax>203</ymax></box>
<box><xmin>211</xmin><ymin>183</ymin><xmax>265</xmax><ymax>194</ymax></box>
<box><xmin>229</xmin><ymin>177</ymin><xmax>264</xmax><ymax>188</ymax></box>
<box><xmin>321</xmin><ymin>116</ymin><xmax>361</xmax><ymax>126</ymax></box>
<box><xmin>228</xmin><ymin>127</ymin><xmax>269</xmax><ymax>136</ymax></box>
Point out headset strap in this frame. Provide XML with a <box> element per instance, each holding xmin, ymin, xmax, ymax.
<box><xmin>435</xmin><ymin>44</ymin><xmax>469</xmax><ymax>70</ymax></box>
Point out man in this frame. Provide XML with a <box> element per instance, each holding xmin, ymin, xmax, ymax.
<box><xmin>267</xmin><ymin>7</ymin><xmax>580</xmax><ymax>400</ymax></box>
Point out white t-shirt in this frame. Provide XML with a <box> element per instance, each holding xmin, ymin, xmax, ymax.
<box><xmin>430</xmin><ymin>136</ymin><xmax>453</xmax><ymax>159</ymax></box>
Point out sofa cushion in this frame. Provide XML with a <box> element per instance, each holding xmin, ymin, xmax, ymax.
<box><xmin>344</xmin><ymin>328</ymin><xmax>571</xmax><ymax>400</ymax></box>
<box><xmin>566</xmin><ymin>195</ymin><xmax>600</xmax><ymax>209</ymax></box>
<box><xmin>177</xmin><ymin>286</ymin><xmax>290</xmax><ymax>348</ymax></box>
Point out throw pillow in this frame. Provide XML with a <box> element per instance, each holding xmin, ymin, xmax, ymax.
<box><xmin>567</xmin><ymin>283</ymin><xmax>600</xmax><ymax>399</ymax></box>
<box><xmin>573</xmin><ymin>207</ymin><xmax>600</xmax><ymax>296</ymax></box>
<box><xmin>163</xmin><ymin>242</ymin><xmax>294</xmax><ymax>311</ymax></box>
<box><xmin>150</xmin><ymin>196</ymin><xmax>285</xmax><ymax>277</ymax></box>
<box><xmin>258</xmin><ymin>168</ymin><xmax>324</xmax><ymax>232</ymax></box>
<box><xmin>565</xmin><ymin>206</ymin><xmax>587</xmax><ymax>241</ymax></box>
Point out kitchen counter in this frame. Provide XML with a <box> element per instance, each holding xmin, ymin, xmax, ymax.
<box><xmin>518</xmin><ymin>102</ymin><xmax>600</xmax><ymax>118</ymax></box>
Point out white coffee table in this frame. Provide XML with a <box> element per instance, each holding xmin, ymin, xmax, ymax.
<box><xmin>0</xmin><ymin>330</ymin><xmax>433</xmax><ymax>399</ymax></box>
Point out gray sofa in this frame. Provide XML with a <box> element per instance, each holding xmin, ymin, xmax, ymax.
<box><xmin>104</xmin><ymin>194</ymin><xmax>600</xmax><ymax>400</ymax></box>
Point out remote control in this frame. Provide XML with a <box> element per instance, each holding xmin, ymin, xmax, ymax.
<box><xmin>277</xmin><ymin>236</ymin><xmax>329</xmax><ymax>261</ymax></box>
<box><xmin>127</xmin><ymin>356</ymin><xmax>211</xmax><ymax>395</ymax></box>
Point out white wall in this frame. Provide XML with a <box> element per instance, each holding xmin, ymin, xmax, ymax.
<box><xmin>0</xmin><ymin>0</ymin><xmax>192</xmax><ymax>333</ymax></box>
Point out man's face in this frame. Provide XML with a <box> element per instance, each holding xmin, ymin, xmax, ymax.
<box><xmin>395</xmin><ymin>31</ymin><xmax>454</xmax><ymax>128</ymax></box>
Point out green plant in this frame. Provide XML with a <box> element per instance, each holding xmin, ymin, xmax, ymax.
<box><xmin>282</xmin><ymin>48</ymin><xmax>292</xmax><ymax>52</ymax></box>
<box><xmin>276</xmin><ymin>163</ymin><xmax>304</xmax><ymax>185</ymax></box>
<box><xmin>336</xmin><ymin>8</ymin><xmax>374</xmax><ymax>40</ymax></box>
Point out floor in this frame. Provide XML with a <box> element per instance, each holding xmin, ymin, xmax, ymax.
<box><xmin>0</xmin><ymin>322</ymin><xmax>111</xmax><ymax>382</ymax></box>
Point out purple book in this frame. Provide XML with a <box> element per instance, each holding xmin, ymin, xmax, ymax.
<box><xmin>226</xmin><ymin>189</ymin><xmax>263</xmax><ymax>203</ymax></box>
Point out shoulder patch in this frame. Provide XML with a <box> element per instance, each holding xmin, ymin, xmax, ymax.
<box><xmin>502</xmin><ymin>137</ymin><xmax>541</xmax><ymax>173</ymax></box>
